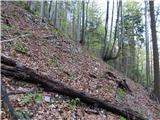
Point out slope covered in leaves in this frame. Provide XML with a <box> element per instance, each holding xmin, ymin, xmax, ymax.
<box><xmin>1</xmin><ymin>2</ymin><xmax>160</xmax><ymax>120</ymax></box>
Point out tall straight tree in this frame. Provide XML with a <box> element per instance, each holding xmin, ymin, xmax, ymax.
<box><xmin>76</xmin><ymin>1</ymin><xmax>81</xmax><ymax>42</ymax></box>
<box><xmin>80</xmin><ymin>0</ymin><xmax>85</xmax><ymax>45</ymax></box>
<box><xmin>48</xmin><ymin>1</ymin><xmax>52</xmax><ymax>20</ymax></box>
<box><xmin>149</xmin><ymin>0</ymin><xmax>160</xmax><ymax>101</ymax></box>
<box><xmin>54</xmin><ymin>1</ymin><xmax>58</xmax><ymax>28</ymax></box>
<box><xmin>85</xmin><ymin>0</ymin><xmax>89</xmax><ymax>43</ymax></box>
<box><xmin>102</xmin><ymin>0</ymin><xmax>109</xmax><ymax>59</ymax></box>
<box><xmin>145</xmin><ymin>0</ymin><xmax>150</xmax><ymax>90</ymax></box>
<box><xmin>103</xmin><ymin>0</ymin><xmax>122</xmax><ymax>61</ymax></box>
<box><xmin>40</xmin><ymin>1</ymin><xmax>44</xmax><ymax>24</ymax></box>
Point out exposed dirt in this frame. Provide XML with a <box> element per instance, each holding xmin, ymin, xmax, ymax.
<box><xmin>1</xmin><ymin>2</ymin><xmax>160</xmax><ymax>120</ymax></box>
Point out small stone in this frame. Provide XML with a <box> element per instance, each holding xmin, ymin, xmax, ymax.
<box><xmin>44</xmin><ymin>96</ymin><xmax>51</xmax><ymax>102</ymax></box>
<box><xmin>55</xmin><ymin>94</ymin><xmax>59</xmax><ymax>98</ymax></box>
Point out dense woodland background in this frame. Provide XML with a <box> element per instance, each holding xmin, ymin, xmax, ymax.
<box><xmin>1</xmin><ymin>0</ymin><xmax>160</xmax><ymax>120</ymax></box>
<box><xmin>22</xmin><ymin>0</ymin><xmax>160</xmax><ymax>100</ymax></box>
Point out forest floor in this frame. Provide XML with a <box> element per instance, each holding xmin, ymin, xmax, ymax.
<box><xmin>1</xmin><ymin>2</ymin><xmax>160</xmax><ymax>120</ymax></box>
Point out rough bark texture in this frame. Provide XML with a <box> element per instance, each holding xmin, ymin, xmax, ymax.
<box><xmin>145</xmin><ymin>0</ymin><xmax>150</xmax><ymax>90</ymax></box>
<box><xmin>149</xmin><ymin>1</ymin><xmax>160</xmax><ymax>101</ymax></box>
<box><xmin>1</xmin><ymin>83</ymin><xmax>18</xmax><ymax>120</ymax></box>
<box><xmin>1</xmin><ymin>55</ymin><xmax>147</xmax><ymax>120</ymax></box>
<box><xmin>79</xmin><ymin>1</ymin><xmax>85</xmax><ymax>45</ymax></box>
<box><xmin>104</xmin><ymin>71</ymin><xmax>132</xmax><ymax>93</ymax></box>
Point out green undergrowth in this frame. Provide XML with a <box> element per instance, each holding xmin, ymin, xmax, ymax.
<box><xmin>15</xmin><ymin>41</ymin><xmax>28</xmax><ymax>54</ymax></box>
<box><xmin>48</xmin><ymin>56</ymin><xmax>59</xmax><ymax>67</ymax></box>
<box><xmin>15</xmin><ymin>110</ymin><xmax>31</xmax><ymax>120</ymax></box>
<box><xmin>116</xmin><ymin>88</ymin><xmax>126</xmax><ymax>98</ymax></box>
<box><xmin>52</xmin><ymin>28</ymin><xmax>72</xmax><ymax>41</ymax></box>
<box><xmin>1</xmin><ymin>24</ymin><xmax>12</xmax><ymax>31</ymax></box>
<box><xmin>119</xmin><ymin>116</ymin><xmax>126</xmax><ymax>120</ymax></box>
<box><xmin>68</xmin><ymin>73</ymin><xmax>76</xmax><ymax>81</ymax></box>
<box><xmin>20</xmin><ymin>91</ymin><xmax>42</xmax><ymax>104</ymax></box>
<box><xmin>52</xmin><ymin>29</ymin><xmax>63</xmax><ymax>38</ymax></box>
<box><xmin>68</xmin><ymin>97</ymin><xmax>81</xmax><ymax>110</ymax></box>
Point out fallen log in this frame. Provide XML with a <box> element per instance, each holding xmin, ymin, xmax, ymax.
<box><xmin>104</xmin><ymin>71</ymin><xmax>132</xmax><ymax>93</ymax></box>
<box><xmin>8</xmin><ymin>88</ymin><xmax>35</xmax><ymax>95</ymax></box>
<box><xmin>117</xmin><ymin>79</ymin><xmax>132</xmax><ymax>93</ymax></box>
<box><xmin>1</xmin><ymin>83</ymin><xmax>18</xmax><ymax>120</ymax></box>
<box><xmin>1</xmin><ymin>55</ymin><xmax>147</xmax><ymax>120</ymax></box>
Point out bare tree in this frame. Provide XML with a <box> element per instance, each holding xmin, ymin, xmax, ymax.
<box><xmin>145</xmin><ymin>0</ymin><xmax>150</xmax><ymax>90</ymax></box>
<box><xmin>149</xmin><ymin>0</ymin><xmax>160</xmax><ymax>101</ymax></box>
<box><xmin>48</xmin><ymin>1</ymin><xmax>52</xmax><ymax>20</ymax></box>
<box><xmin>80</xmin><ymin>1</ymin><xmax>85</xmax><ymax>45</ymax></box>
<box><xmin>102</xmin><ymin>0</ymin><xmax>109</xmax><ymax>58</ymax></box>
<box><xmin>103</xmin><ymin>0</ymin><xmax>122</xmax><ymax>61</ymax></box>
<box><xmin>54</xmin><ymin>1</ymin><xmax>58</xmax><ymax>27</ymax></box>
<box><xmin>40</xmin><ymin>1</ymin><xmax>44</xmax><ymax>24</ymax></box>
<box><xmin>76</xmin><ymin>1</ymin><xmax>81</xmax><ymax>42</ymax></box>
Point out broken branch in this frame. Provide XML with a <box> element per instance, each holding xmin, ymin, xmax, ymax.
<box><xmin>1</xmin><ymin>55</ymin><xmax>147</xmax><ymax>120</ymax></box>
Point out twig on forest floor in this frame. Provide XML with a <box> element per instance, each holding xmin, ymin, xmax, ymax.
<box><xmin>1</xmin><ymin>34</ymin><xmax>31</xmax><ymax>43</ymax></box>
<box><xmin>8</xmin><ymin>88</ymin><xmax>35</xmax><ymax>95</ymax></box>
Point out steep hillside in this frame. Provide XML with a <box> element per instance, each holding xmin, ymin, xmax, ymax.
<box><xmin>1</xmin><ymin>2</ymin><xmax>160</xmax><ymax>120</ymax></box>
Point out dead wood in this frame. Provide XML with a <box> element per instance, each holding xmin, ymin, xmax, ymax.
<box><xmin>1</xmin><ymin>83</ymin><xmax>18</xmax><ymax>120</ymax></box>
<box><xmin>104</xmin><ymin>71</ymin><xmax>132</xmax><ymax>93</ymax></box>
<box><xmin>1</xmin><ymin>55</ymin><xmax>147</xmax><ymax>120</ymax></box>
<box><xmin>8</xmin><ymin>88</ymin><xmax>35</xmax><ymax>95</ymax></box>
<box><xmin>1</xmin><ymin>34</ymin><xmax>31</xmax><ymax>43</ymax></box>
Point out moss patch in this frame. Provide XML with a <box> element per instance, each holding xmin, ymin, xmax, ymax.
<box><xmin>15</xmin><ymin>41</ymin><xmax>28</xmax><ymax>54</ymax></box>
<box><xmin>1</xmin><ymin>24</ymin><xmax>12</xmax><ymax>31</ymax></box>
<box><xmin>116</xmin><ymin>88</ymin><xmax>125</xmax><ymax>98</ymax></box>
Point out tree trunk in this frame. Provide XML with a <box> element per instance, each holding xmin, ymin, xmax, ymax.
<box><xmin>145</xmin><ymin>0</ymin><xmax>150</xmax><ymax>90</ymax></box>
<box><xmin>76</xmin><ymin>1</ymin><xmax>81</xmax><ymax>42</ymax></box>
<box><xmin>1</xmin><ymin>55</ymin><xmax>147</xmax><ymax>120</ymax></box>
<box><xmin>40</xmin><ymin>1</ymin><xmax>44</xmax><ymax>24</ymax></box>
<box><xmin>102</xmin><ymin>0</ymin><xmax>109</xmax><ymax>59</ymax></box>
<box><xmin>80</xmin><ymin>1</ymin><xmax>85</xmax><ymax>45</ymax></box>
<box><xmin>1</xmin><ymin>83</ymin><xmax>18</xmax><ymax>120</ymax></box>
<box><xmin>54</xmin><ymin>1</ymin><xmax>58</xmax><ymax>28</ymax></box>
<box><xmin>48</xmin><ymin>1</ymin><xmax>52</xmax><ymax>20</ymax></box>
<box><xmin>85</xmin><ymin>1</ymin><xmax>89</xmax><ymax>45</ymax></box>
<box><xmin>149</xmin><ymin>1</ymin><xmax>160</xmax><ymax>101</ymax></box>
<box><xmin>105</xmin><ymin>0</ymin><xmax>115</xmax><ymax>58</ymax></box>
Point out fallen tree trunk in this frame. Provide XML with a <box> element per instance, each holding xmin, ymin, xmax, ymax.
<box><xmin>1</xmin><ymin>83</ymin><xmax>18</xmax><ymax>120</ymax></box>
<box><xmin>1</xmin><ymin>55</ymin><xmax>147</xmax><ymax>120</ymax></box>
<box><xmin>105</xmin><ymin>71</ymin><xmax>132</xmax><ymax>93</ymax></box>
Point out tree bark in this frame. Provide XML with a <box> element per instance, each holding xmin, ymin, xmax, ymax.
<box><xmin>1</xmin><ymin>83</ymin><xmax>18</xmax><ymax>120</ymax></box>
<box><xmin>48</xmin><ymin>1</ymin><xmax>52</xmax><ymax>20</ymax></box>
<box><xmin>40</xmin><ymin>1</ymin><xmax>44</xmax><ymax>24</ymax></box>
<box><xmin>1</xmin><ymin>55</ymin><xmax>147</xmax><ymax>120</ymax></box>
<box><xmin>149</xmin><ymin>1</ymin><xmax>160</xmax><ymax>101</ymax></box>
<box><xmin>54</xmin><ymin>1</ymin><xmax>58</xmax><ymax>28</ymax></box>
<box><xmin>76</xmin><ymin>1</ymin><xmax>81</xmax><ymax>42</ymax></box>
<box><xmin>80</xmin><ymin>1</ymin><xmax>85</xmax><ymax>45</ymax></box>
<box><xmin>102</xmin><ymin>0</ymin><xmax>109</xmax><ymax>59</ymax></box>
<box><xmin>145</xmin><ymin>0</ymin><xmax>150</xmax><ymax>90</ymax></box>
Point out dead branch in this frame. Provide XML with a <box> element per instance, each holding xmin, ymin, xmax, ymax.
<box><xmin>1</xmin><ymin>34</ymin><xmax>31</xmax><ymax>43</ymax></box>
<box><xmin>1</xmin><ymin>83</ymin><xmax>18</xmax><ymax>120</ymax></box>
<box><xmin>1</xmin><ymin>55</ymin><xmax>147</xmax><ymax>120</ymax></box>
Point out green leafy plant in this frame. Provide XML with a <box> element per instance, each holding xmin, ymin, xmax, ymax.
<box><xmin>1</xmin><ymin>24</ymin><xmax>12</xmax><ymax>31</ymax></box>
<box><xmin>68</xmin><ymin>98</ymin><xmax>81</xmax><ymax>109</ymax></box>
<box><xmin>15</xmin><ymin>110</ymin><xmax>30</xmax><ymax>120</ymax></box>
<box><xmin>52</xmin><ymin>29</ymin><xmax>61</xmax><ymax>37</ymax></box>
<box><xmin>119</xmin><ymin>116</ymin><xmax>126</xmax><ymax>120</ymax></box>
<box><xmin>15</xmin><ymin>41</ymin><xmax>28</xmax><ymax>54</ymax></box>
<box><xmin>20</xmin><ymin>93</ymin><xmax>33</xmax><ymax>104</ymax></box>
<box><xmin>20</xmin><ymin>93</ymin><xmax>42</xmax><ymax>104</ymax></box>
<box><xmin>68</xmin><ymin>74</ymin><xmax>76</xmax><ymax>81</ymax></box>
<box><xmin>34</xmin><ymin>94</ymin><xmax>42</xmax><ymax>103</ymax></box>
<box><xmin>48</xmin><ymin>56</ymin><xmax>59</xmax><ymax>66</ymax></box>
<box><xmin>117</xmin><ymin>88</ymin><xmax>125</xmax><ymax>98</ymax></box>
